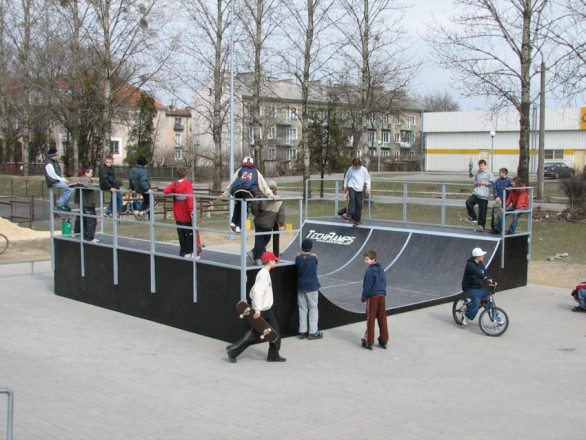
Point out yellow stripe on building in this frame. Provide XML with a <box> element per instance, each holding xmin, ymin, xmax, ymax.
<box><xmin>427</xmin><ymin>148</ymin><xmax>575</xmax><ymax>155</ymax></box>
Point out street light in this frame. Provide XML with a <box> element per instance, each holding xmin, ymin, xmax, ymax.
<box><xmin>377</xmin><ymin>141</ymin><xmax>382</xmax><ymax>172</ymax></box>
<box><xmin>489</xmin><ymin>130</ymin><xmax>496</xmax><ymax>173</ymax></box>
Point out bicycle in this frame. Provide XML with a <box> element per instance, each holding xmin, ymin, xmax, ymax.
<box><xmin>0</xmin><ymin>233</ymin><xmax>9</xmax><ymax>254</ymax></box>
<box><xmin>452</xmin><ymin>283</ymin><xmax>509</xmax><ymax>336</ymax></box>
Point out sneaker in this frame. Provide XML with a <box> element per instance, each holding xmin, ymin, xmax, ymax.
<box><xmin>466</xmin><ymin>216</ymin><xmax>477</xmax><ymax>223</ymax></box>
<box><xmin>572</xmin><ymin>306</ymin><xmax>586</xmax><ymax>312</ymax></box>
<box><xmin>133</xmin><ymin>211</ymin><xmax>141</xmax><ymax>220</ymax></box>
<box><xmin>461</xmin><ymin>315</ymin><xmax>468</xmax><ymax>327</ymax></box>
<box><xmin>361</xmin><ymin>338</ymin><xmax>373</xmax><ymax>350</ymax></box>
<box><xmin>104</xmin><ymin>211</ymin><xmax>112</xmax><ymax>218</ymax></box>
<box><xmin>506</xmin><ymin>230</ymin><xmax>514</xmax><ymax>235</ymax></box>
<box><xmin>247</xmin><ymin>251</ymin><xmax>255</xmax><ymax>264</ymax></box>
<box><xmin>89</xmin><ymin>239</ymin><xmax>99</xmax><ymax>243</ymax></box>
<box><xmin>308</xmin><ymin>331</ymin><xmax>323</xmax><ymax>340</ymax></box>
<box><xmin>235</xmin><ymin>226</ymin><xmax>241</xmax><ymax>233</ymax></box>
<box><xmin>230</xmin><ymin>223</ymin><xmax>237</xmax><ymax>232</ymax></box>
<box><xmin>228</xmin><ymin>354</ymin><xmax>237</xmax><ymax>363</ymax></box>
<box><xmin>56</xmin><ymin>205</ymin><xmax>71</xmax><ymax>212</ymax></box>
<box><xmin>299</xmin><ymin>333</ymin><xmax>309</xmax><ymax>339</ymax></box>
<box><xmin>474</xmin><ymin>225</ymin><xmax>485</xmax><ymax>232</ymax></box>
<box><xmin>267</xmin><ymin>356</ymin><xmax>287</xmax><ymax>362</ymax></box>
<box><xmin>184</xmin><ymin>253</ymin><xmax>193</xmax><ymax>258</ymax></box>
<box><xmin>490</xmin><ymin>228</ymin><xmax>501</xmax><ymax>235</ymax></box>
<box><xmin>378</xmin><ymin>338</ymin><xmax>387</xmax><ymax>349</ymax></box>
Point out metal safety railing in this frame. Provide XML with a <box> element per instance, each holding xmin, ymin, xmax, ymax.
<box><xmin>49</xmin><ymin>187</ymin><xmax>303</xmax><ymax>302</ymax></box>
<box><xmin>0</xmin><ymin>388</ymin><xmax>13</xmax><ymax>440</ymax></box>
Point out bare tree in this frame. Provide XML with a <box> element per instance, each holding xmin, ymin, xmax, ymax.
<box><xmin>239</xmin><ymin>0</ymin><xmax>282</xmax><ymax>174</ymax></box>
<box><xmin>169</xmin><ymin>0</ymin><xmax>233</xmax><ymax>191</ymax></box>
<box><xmin>417</xmin><ymin>90</ymin><xmax>461</xmax><ymax>112</ymax></box>
<box><xmin>276</xmin><ymin>0</ymin><xmax>337</xmax><ymax>197</ymax></box>
<box><xmin>86</xmin><ymin>0</ymin><xmax>171</xmax><ymax>159</ymax></box>
<box><xmin>334</xmin><ymin>0</ymin><xmax>417</xmax><ymax>159</ymax></box>
<box><xmin>425</xmin><ymin>0</ymin><xmax>556</xmax><ymax>184</ymax></box>
<box><xmin>548</xmin><ymin>0</ymin><xmax>586</xmax><ymax>99</ymax></box>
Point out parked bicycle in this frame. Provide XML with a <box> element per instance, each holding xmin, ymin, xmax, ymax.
<box><xmin>0</xmin><ymin>233</ymin><xmax>9</xmax><ymax>254</ymax></box>
<box><xmin>452</xmin><ymin>283</ymin><xmax>509</xmax><ymax>336</ymax></box>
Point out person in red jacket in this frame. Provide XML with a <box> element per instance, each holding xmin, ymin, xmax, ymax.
<box><xmin>501</xmin><ymin>176</ymin><xmax>529</xmax><ymax>234</ymax></box>
<box><xmin>164</xmin><ymin>168</ymin><xmax>197</xmax><ymax>258</ymax></box>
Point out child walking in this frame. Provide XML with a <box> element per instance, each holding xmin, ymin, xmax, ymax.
<box><xmin>361</xmin><ymin>250</ymin><xmax>389</xmax><ymax>350</ymax></box>
<box><xmin>296</xmin><ymin>239</ymin><xmax>323</xmax><ymax>340</ymax></box>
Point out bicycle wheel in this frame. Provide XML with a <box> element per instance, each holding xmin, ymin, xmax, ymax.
<box><xmin>0</xmin><ymin>233</ymin><xmax>8</xmax><ymax>254</ymax></box>
<box><xmin>452</xmin><ymin>297</ymin><xmax>468</xmax><ymax>326</ymax></box>
<box><xmin>479</xmin><ymin>307</ymin><xmax>509</xmax><ymax>336</ymax></box>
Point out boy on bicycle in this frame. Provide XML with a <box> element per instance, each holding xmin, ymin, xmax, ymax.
<box><xmin>461</xmin><ymin>247</ymin><xmax>499</xmax><ymax>327</ymax></box>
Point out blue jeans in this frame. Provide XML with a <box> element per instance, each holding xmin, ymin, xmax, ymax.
<box><xmin>577</xmin><ymin>288</ymin><xmax>586</xmax><ymax>309</ymax></box>
<box><xmin>252</xmin><ymin>224</ymin><xmax>272</xmax><ymax>260</ymax></box>
<box><xmin>464</xmin><ymin>287</ymin><xmax>489</xmax><ymax>320</ymax></box>
<box><xmin>107</xmin><ymin>191</ymin><xmax>123</xmax><ymax>215</ymax></box>
<box><xmin>52</xmin><ymin>181</ymin><xmax>73</xmax><ymax>207</ymax></box>
<box><xmin>499</xmin><ymin>206</ymin><xmax>523</xmax><ymax>233</ymax></box>
<box><xmin>347</xmin><ymin>188</ymin><xmax>364</xmax><ymax>222</ymax></box>
<box><xmin>298</xmin><ymin>290</ymin><xmax>319</xmax><ymax>334</ymax></box>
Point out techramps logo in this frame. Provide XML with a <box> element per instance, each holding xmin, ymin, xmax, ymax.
<box><xmin>306</xmin><ymin>229</ymin><xmax>356</xmax><ymax>245</ymax></box>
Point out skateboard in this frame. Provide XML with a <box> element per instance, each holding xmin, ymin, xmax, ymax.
<box><xmin>236</xmin><ymin>301</ymin><xmax>278</xmax><ymax>343</ymax></box>
<box><xmin>338</xmin><ymin>194</ymin><xmax>361</xmax><ymax>227</ymax></box>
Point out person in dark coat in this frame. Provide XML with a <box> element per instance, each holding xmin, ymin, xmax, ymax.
<box><xmin>128</xmin><ymin>156</ymin><xmax>152</xmax><ymax>220</ymax></box>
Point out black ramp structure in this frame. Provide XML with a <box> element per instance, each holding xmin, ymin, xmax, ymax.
<box><xmin>53</xmin><ymin>217</ymin><xmax>527</xmax><ymax>341</ymax></box>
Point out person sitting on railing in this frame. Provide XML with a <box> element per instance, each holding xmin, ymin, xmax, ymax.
<box><xmin>500</xmin><ymin>177</ymin><xmax>529</xmax><ymax>235</ymax></box>
<box><xmin>43</xmin><ymin>147</ymin><xmax>73</xmax><ymax>212</ymax></box>
<box><xmin>128</xmin><ymin>156</ymin><xmax>152</xmax><ymax>221</ymax></box>
<box><xmin>222</xmin><ymin>156</ymin><xmax>275</xmax><ymax>233</ymax></box>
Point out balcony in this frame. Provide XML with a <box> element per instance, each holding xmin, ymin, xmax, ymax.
<box><xmin>174</xmin><ymin>122</ymin><xmax>185</xmax><ymax>131</ymax></box>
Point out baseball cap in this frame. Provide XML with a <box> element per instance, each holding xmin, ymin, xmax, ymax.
<box><xmin>243</xmin><ymin>156</ymin><xmax>254</xmax><ymax>164</ymax></box>
<box><xmin>261</xmin><ymin>251</ymin><xmax>279</xmax><ymax>262</ymax></box>
<box><xmin>472</xmin><ymin>247</ymin><xmax>487</xmax><ymax>257</ymax></box>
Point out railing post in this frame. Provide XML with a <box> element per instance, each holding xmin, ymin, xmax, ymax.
<box><xmin>0</xmin><ymin>387</ymin><xmax>14</xmax><ymax>440</ymax></box>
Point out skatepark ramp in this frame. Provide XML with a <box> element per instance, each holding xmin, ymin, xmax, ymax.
<box><xmin>280</xmin><ymin>217</ymin><xmax>528</xmax><ymax>327</ymax></box>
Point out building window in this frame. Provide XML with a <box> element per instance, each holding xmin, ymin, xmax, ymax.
<box><xmin>382</xmin><ymin>131</ymin><xmax>390</xmax><ymax>144</ymax></box>
<box><xmin>395</xmin><ymin>115</ymin><xmax>401</xmax><ymax>124</ymax></box>
<box><xmin>382</xmin><ymin>150</ymin><xmax>390</xmax><ymax>157</ymax></box>
<box><xmin>175</xmin><ymin>148</ymin><xmax>183</xmax><ymax>161</ymax></box>
<box><xmin>286</xmin><ymin>128</ymin><xmax>297</xmax><ymax>142</ymax></box>
<box><xmin>368</xmin><ymin>130</ymin><xmax>375</xmax><ymax>143</ymax></box>
<box><xmin>175</xmin><ymin>133</ymin><xmax>182</xmax><ymax>146</ymax></box>
<box><xmin>268</xmin><ymin>126</ymin><xmax>276</xmax><ymax>139</ymax></box>
<box><xmin>407</xmin><ymin>116</ymin><xmax>415</xmax><ymax>127</ymax></box>
<box><xmin>544</xmin><ymin>149</ymin><xmax>564</xmax><ymax>159</ymax></box>
<box><xmin>382</xmin><ymin>114</ymin><xmax>389</xmax><ymax>124</ymax></box>
<box><xmin>287</xmin><ymin>107</ymin><xmax>297</xmax><ymax>121</ymax></box>
<box><xmin>393</xmin><ymin>150</ymin><xmax>400</xmax><ymax>158</ymax></box>
<box><xmin>395</xmin><ymin>132</ymin><xmax>401</xmax><ymax>143</ymax></box>
<box><xmin>110</xmin><ymin>140</ymin><xmax>120</xmax><ymax>155</ymax></box>
<box><xmin>267</xmin><ymin>106</ymin><xmax>276</xmax><ymax>118</ymax></box>
<box><xmin>249</xmin><ymin>126</ymin><xmax>255</xmax><ymax>144</ymax></box>
<box><xmin>267</xmin><ymin>148</ymin><xmax>276</xmax><ymax>160</ymax></box>
<box><xmin>286</xmin><ymin>149</ymin><xmax>297</xmax><ymax>161</ymax></box>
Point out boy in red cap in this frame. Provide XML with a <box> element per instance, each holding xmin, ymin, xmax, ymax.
<box><xmin>226</xmin><ymin>251</ymin><xmax>286</xmax><ymax>363</ymax></box>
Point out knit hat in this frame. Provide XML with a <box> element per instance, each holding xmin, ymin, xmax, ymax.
<box><xmin>137</xmin><ymin>155</ymin><xmax>148</xmax><ymax>165</ymax></box>
<box><xmin>301</xmin><ymin>239</ymin><xmax>313</xmax><ymax>252</ymax></box>
<box><xmin>261</xmin><ymin>251</ymin><xmax>280</xmax><ymax>262</ymax></box>
<box><xmin>47</xmin><ymin>148</ymin><xmax>58</xmax><ymax>158</ymax></box>
<box><xmin>243</xmin><ymin>156</ymin><xmax>254</xmax><ymax>164</ymax></box>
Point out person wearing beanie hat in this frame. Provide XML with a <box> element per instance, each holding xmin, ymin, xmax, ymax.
<box><xmin>128</xmin><ymin>155</ymin><xmax>152</xmax><ymax>220</ymax></box>
<box><xmin>226</xmin><ymin>250</ymin><xmax>286</xmax><ymax>363</ymax></box>
<box><xmin>247</xmin><ymin>181</ymin><xmax>285</xmax><ymax>265</ymax></box>
<box><xmin>43</xmin><ymin>148</ymin><xmax>73</xmax><ymax>211</ymax></box>
<box><xmin>296</xmin><ymin>238</ymin><xmax>322</xmax><ymax>340</ymax></box>
<box><xmin>461</xmin><ymin>247</ymin><xmax>499</xmax><ymax>327</ymax></box>
<box><xmin>222</xmin><ymin>155</ymin><xmax>275</xmax><ymax>233</ymax></box>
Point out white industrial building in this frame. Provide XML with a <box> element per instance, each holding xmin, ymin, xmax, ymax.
<box><xmin>423</xmin><ymin>107</ymin><xmax>586</xmax><ymax>173</ymax></box>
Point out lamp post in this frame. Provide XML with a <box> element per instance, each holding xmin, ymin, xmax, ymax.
<box><xmin>489</xmin><ymin>130</ymin><xmax>496</xmax><ymax>173</ymax></box>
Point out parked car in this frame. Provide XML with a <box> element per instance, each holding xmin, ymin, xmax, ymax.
<box><xmin>543</xmin><ymin>162</ymin><xmax>575</xmax><ymax>179</ymax></box>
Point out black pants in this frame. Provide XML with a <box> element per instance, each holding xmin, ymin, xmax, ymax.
<box><xmin>74</xmin><ymin>207</ymin><xmax>97</xmax><ymax>240</ymax></box>
<box><xmin>227</xmin><ymin>308</ymin><xmax>281</xmax><ymax>360</ymax></box>
<box><xmin>347</xmin><ymin>188</ymin><xmax>364</xmax><ymax>222</ymax></box>
<box><xmin>252</xmin><ymin>224</ymin><xmax>272</xmax><ymax>260</ymax></box>
<box><xmin>465</xmin><ymin>195</ymin><xmax>488</xmax><ymax>227</ymax></box>
<box><xmin>176</xmin><ymin>220</ymin><xmax>193</xmax><ymax>256</ymax></box>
